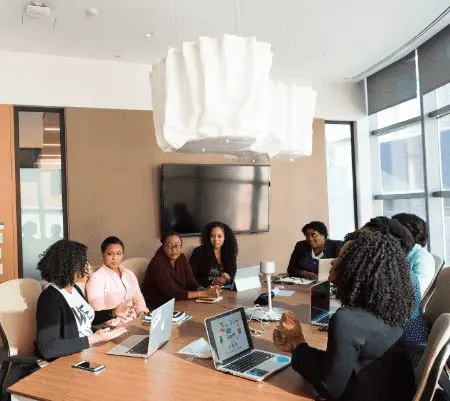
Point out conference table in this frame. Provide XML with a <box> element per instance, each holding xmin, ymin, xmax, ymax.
<box><xmin>9</xmin><ymin>284</ymin><xmax>328</xmax><ymax>401</ymax></box>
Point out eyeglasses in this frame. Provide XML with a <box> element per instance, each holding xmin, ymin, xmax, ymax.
<box><xmin>165</xmin><ymin>244</ymin><xmax>182</xmax><ymax>250</ymax></box>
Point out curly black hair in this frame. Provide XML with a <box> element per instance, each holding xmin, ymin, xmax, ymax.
<box><xmin>301</xmin><ymin>221</ymin><xmax>328</xmax><ymax>239</ymax></box>
<box><xmin>392</xmin><ymin>213</ymin><xmax>428</xmax><ymax>247</ymax></box>
<box><xmin>336</xmin><ymin>230</ymin><xmax>415</xmax><ymax>327</ymax></box>
<box><xmin>362</xmin><ymin>216</ymin><xmax>414</xmax><ymax>254</ymax></box>
<box><xmin>37</xmin><ymin>240</ymin><xmax>89</xmax><ymax>289</ymax></box>
<box><xmin>200</xmin><ymin>221</ymin><xmax>238</xmax><ymax>268</ymax></box>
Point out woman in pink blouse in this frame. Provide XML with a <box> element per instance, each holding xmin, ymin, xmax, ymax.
<box><xmin>86</xmin><ymin>236</ymin><xmax>148</xmax><ymax>318</ymax></box>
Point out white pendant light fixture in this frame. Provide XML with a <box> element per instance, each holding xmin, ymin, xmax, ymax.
<box><xmin>151</xmin><ymin>34</ymin><xmax>273</xmax><ymax>155</ymax></box>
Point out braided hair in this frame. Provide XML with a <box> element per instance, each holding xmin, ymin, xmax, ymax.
<box><xmin>336</xmin><ymin>231</ymin><xmax>415</xmax><ymax>327</ymax></box>
<box><xmin>38</xmin><ymin>240</ymin><xmax>89</xmax><ymax>288</ymax></box>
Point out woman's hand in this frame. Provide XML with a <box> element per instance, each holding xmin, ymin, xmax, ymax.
<box><xmin>88</xmin><ymin>326</ymin><xmax>127</xmax><ymax>345</ymax></box>
<box><xmin>113</xmin><ymin>299</ymin><xmax>137</xmax><ymax>321</ymax></box>
<box><xmin>301</xmin><ymin>271</ymin><xmax>318</xmax><ymax>281</ymax></box>
<box><xmin>212</xmin><ymin>275</ymin><xmax>228</xmax><ymax>286</ymax></box>
<box><xmin>104</xmin><ymin>317</ymin><xmax>122</xmax><ymax>327</ymax></box>
<box><xmin>201</xmin><ymin>285</ymin><xmax>221</xmax><ymax>298</ymax></box>
<box><xmin>273</xmin><ymin>311</ymin><xmax>305</xmax><ymax>353</ymax></box>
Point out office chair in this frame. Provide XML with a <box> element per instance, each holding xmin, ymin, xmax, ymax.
<box><xmin>413</xmin><ymin>313</ymin><xmax>450</xmax><ymax>401</ymax></box>
<box><xmin>432</xmin><ymin>254</ymin><xmax>445</xmax><ymax>274</ymax></box>
<box><xmin>423</xmin><ymin>268</ymin><xmax>450</xmax><ymax>327</ymax></box>
<box><xmin>0</xmin><ymin>279</ymin><xmax>42</xmax><ymax>395</ymax></box>
<box><xmin>121</xmin><ymin>258</ymin><xmax>150</xmax><ymax>286</ymax></box>
<box><xmin>422</xmin><ymin>260</ymin><xmax>446</xmax><ymax>312</ymax></box>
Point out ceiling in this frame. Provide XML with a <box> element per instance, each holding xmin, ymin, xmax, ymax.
<box><xmin>0</xmin><ymin>0</ymin><xmax>449</xmax><ymax>83</ymax></box>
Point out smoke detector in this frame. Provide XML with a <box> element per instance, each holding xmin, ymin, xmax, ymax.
<box><xmin>25</xmin><ymin>2</ymin><xmax>51</xmax><ymax>19</ymax></box>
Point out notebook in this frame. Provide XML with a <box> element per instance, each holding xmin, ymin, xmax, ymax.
<box><xmin>106</xmin><ymin>298</ymin><xmax>174</xmax><ymax>358</ymax></box>
<box><xmin>204</xmin><ymin>307</ymin><xmax>291</xmax><ymax>382</ymax></box>
<box><xmin>310</xmin><ymin>281</ymin><xmax>333</xmax><ymax>326</ymax></box>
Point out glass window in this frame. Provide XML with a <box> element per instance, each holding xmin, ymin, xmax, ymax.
<box><xmin>16</xmin><ymin>110</ymin><xmax>66</xmax><ymax>280</ymax></box>
<box><xmin>378</xmin><ymin>124</ymin><xmax>425</xmax><ymax>193</ymax></box>
<box><xmin>376</xmin><ymin>98</ymin><xmax>420</xmax><ymax>129</ymax></box>
<box><xmin>382</xmin><ymin>198</ymin><xmax>426</xmax><ymax>220</ymax></box>
<box><xmin>439</xmin><ymin>114</ymin><xmax>450</xmax><ymax>190</ymax></box>
<box><xmin>325</xmin><ymin>122</ymin><xmax>356</xmax><ymax>240</ymax></box>
<box><xmin>436</xmin><ymin>82</ymin><xmax>450</xmax><ymax>109</ymax></box>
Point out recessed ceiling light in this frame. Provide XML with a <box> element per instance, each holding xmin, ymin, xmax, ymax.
<box><xmin>319</xmin><ymin>52</ymin><xmax>326</xmax><ymax>57</ymax></box>
<box><xmin>146</xmin><ymin>33</ymin><xmax>154</xmax><ymax>39</ymax></box>
<box><xmin>85</xmin><ymin>8</ymin><xmax>99</xmax><ymax>18</ymax></box>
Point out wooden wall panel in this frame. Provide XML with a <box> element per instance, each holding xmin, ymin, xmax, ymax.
<box><xmin>0</xmin><ymin>105</ymin><xmax>18</xmax><ymax>282</ymax></box>
<box><xmin>65</xmin><ymin>108</ymin><xmax>328</xmax><ymax>273</ymax></box>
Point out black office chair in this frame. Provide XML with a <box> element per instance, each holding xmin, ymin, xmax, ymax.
<box><xmin>422</xmin><ymin>259</ymin><xmax>446</xmax><ymax>313</ymax></box>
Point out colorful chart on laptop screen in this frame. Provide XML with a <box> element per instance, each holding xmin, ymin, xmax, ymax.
<box><xmin>211</xmin><ymin>311</ymin><xmax>250</xmax><ymax>361</ymax></box>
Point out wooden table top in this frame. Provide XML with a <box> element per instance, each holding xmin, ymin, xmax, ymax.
<box><xmin>9</xmin><ymin>285</ymin><xmax>327</xmax><ymax>401</ymax></box>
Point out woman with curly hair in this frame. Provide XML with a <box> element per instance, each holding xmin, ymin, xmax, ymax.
<box><xmin>273</xmin><ymin>231</ymin><xmax>416</xmax><ymax>401</ymax></box>
<box><xmin>36</xmin><ymin>240</ymin><xmax>134</xmax><ymax>361</ymax></box>
<box><xmin>189</xmin><ymin>221</ymin><xmax>238</xmax><ymax>287</ymax></box>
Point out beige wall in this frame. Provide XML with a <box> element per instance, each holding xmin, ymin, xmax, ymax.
<box><xmin>65</xmin><ymin>108</ymin><xmax>328</xmax><ymax>273</ymax></box>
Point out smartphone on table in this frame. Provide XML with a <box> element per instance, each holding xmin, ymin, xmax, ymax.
<box><xmin>72</xmin><ymin>361</ymin><xmax>105</xmax><ymax>373</ymax></box>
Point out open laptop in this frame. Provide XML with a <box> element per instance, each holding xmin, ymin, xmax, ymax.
<box><xmin>310</xmin><ymin>281</ymin><xmax>333</xmax><ymax>326</ymax></box>
<box><xmin>106</xmin><ymin>298</ymin><xmax>174</xmax><ymax>358</ymax></box>
<box><xmin>223</xmin><ymin>266</ymin><xmax>261</xmax><ymax>292</ymax></box>
<box><xmin>204</xmin><ymin>307</ymin><xmax>291</xmax><ymax>382</ymax></box>
<box><xmin>318</xmin><ymin>258</ymin><xmax>334</xmax><ymax>282</ymax></box>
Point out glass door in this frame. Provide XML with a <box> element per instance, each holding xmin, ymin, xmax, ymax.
<box><xmin>15</xmin><ymin>108</ymin><xmax>67</xmax><ymax>279</ymax></box>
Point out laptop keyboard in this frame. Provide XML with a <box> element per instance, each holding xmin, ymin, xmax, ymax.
<box><xmin>313</xmin><ymin>311</ymin><xmax>331</xmax><ymax>325</ymax></box>
<box><xmin>127</xmin><ymin>337</ymin><xmax>149</xmax><ymax>355</ymax></box>
<box><xmin>224</xmin><ymin>351</ymin><xmax>272</xmax><ymax>373</ymax></box>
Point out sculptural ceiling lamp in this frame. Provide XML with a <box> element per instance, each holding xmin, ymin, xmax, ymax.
<box><xmin>151</xmin><ymin>34</ymin><xmax>274</xmax><ymax>155</ymax></box>
<box><xmin>150</xmin><ymin>4</ymin><xmax>317</xmax><ymax>158</ymax></box>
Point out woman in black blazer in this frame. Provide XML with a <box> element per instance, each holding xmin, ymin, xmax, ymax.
<box><xmin>190</xmin><ymin>221</ymin><xmax>238</xmax><ymax>288</ymax></box>
<box><xmin>274</xmin><ymin>231</ymin><xmax>416</xmax><ymax>401</ymax></box>
<box><xmin>287</xmin><ymin>221</ymin><xmax>342</xmax><ymax>280</ymax></box>
<box><xmin>35</xmin><ymin>240</ymin><xmax>134</xmax><ymax>361</ymax></box>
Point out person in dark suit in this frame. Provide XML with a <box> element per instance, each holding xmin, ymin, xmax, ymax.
<box><xmin>274</xmin><ymin>231</ymin><xmax>416</xmax><ymax>401</ymax></box>
<box><xmin>287</xmin><ymin>221</ymin><xmax>342</xmax><ymax>280</ymax></box>
<box><xmin>189</xmin><ymin>221</ymin><xmax>238</xmax><ymax>287</ymax></box>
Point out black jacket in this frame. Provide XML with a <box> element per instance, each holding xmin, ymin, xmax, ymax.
<box><xmin>189</xmin><ymin>245</ymin><xmax>237</xmax><ymax>288</ymax></box>
<box><xmin>287</xmin><ymin>239</ymin><xmax>343</xmax><ymax>276</ymax></box>
<box><xmin>35</xmin><ymin>285</ymin><xmax>113</xmax><ymax>361</ymax></box>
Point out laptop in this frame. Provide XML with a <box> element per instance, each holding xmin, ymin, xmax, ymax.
<box><xmin>204</xmin><ymin>307</ymin><xmax>291</xmax><ymax>382</ymax></box>
<box><xmin>106</xmin><ymin>298</ymin><xmax>174</xmax><ymax>358</ymax></box>
<box><xmin>310</xmin><ymin>281</ymin><xmax>333</xmax><ymax>326</ymax></box>
<box><xmin>223</xmin><ymin>266</ymin><xmax>261</xmax><ymax>292</ymax></box>
<box><xmin>318</xmin><ymin>258</ymin><xmax>334</xmax><ymax>282</ymax></box>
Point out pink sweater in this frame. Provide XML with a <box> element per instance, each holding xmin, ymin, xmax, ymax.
<box><xmin>86</xmin><ymin>264</ymin><xmax>147</xmax><ymax>313</ymax></box>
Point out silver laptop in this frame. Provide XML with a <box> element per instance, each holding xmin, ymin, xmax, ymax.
<box><xmin>318</xmin><ymin>258</ymin><xmax>333</xmax><ymax>282</ymax></box>
<box><xmin>310</xmin><ymin>281</ymin><xmax>333</xmax><ymax>326</ymax></box>
<box><xmin>106</xmin><ymin>298</ymin><xmax>174</xmax><ymax>358</ymax></box>
<box><xmin>224</xmin><ymin>266</ymin><xmax>261</xmax><ymax>292</ymax></box>
<box><xmin>205</xmin><ymin>307</ymin><xmax>291</xmax><ymax>382</ymax></box>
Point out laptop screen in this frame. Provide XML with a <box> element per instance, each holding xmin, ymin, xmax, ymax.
<box><xmin>207</xmin><ymin>308</ymin><xmax>252</xmax><ymax>363</ymax></box>
<box><xmin>311</xmin><ymin>281</ymin><xmax>330</xmax><ymax>322</ymax></box>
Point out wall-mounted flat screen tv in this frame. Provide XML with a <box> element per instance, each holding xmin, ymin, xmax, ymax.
<box><xmin>161</xmin><ymin>164</ymin><xmax>270</xmax><ymax>236</ymax></box>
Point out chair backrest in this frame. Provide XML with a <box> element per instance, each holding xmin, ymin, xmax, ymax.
<box><xmin>121</xmin><ymin>258</ymin><xmax>149</xmax><ymax>285</ymax></box>
<box><xmin>432</xmin><ymin>254</ymin><xmax>444</xmax><ymax>274</ymax></box>
<box><xmin>423</xmin><ymin>268</ymin><xmax>450</xmax><ymax>326</ymax></box>
<box><xmin>413</xmin><ymin>313</ymin><xmax>450</xmax><ymax>401</ymax></box>
<box><xmin>0</xmin><ymin>279</ymin><xmax>41</xmax><ymax>357</ymax></box>
<box><xmin>421</xmin><ymin>259</ymin><xmax>445</xmax><ymax>312</ymax></box>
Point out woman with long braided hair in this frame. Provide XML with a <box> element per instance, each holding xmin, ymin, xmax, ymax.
<box><xmin>272</xmin><ymin>231</ymin><xmax>416</xmax><ymax>401</ymax></box>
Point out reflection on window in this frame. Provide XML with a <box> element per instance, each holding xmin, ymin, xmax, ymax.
<box><xmin>439</xmin><ymin>114</ymin><xmax>450</xmax><ymax>190</ymax></box>
<box><xmin>325</xmin><ymin>123</ymin><xmax>355</xmax><ymax>240</ymax></box>
<box><xmin>17</xmin><ymin>110</ymin><xmax>65</xmax><ymax>280</ymax></box>
<box><xmin>378</xmin><ymin>124</ymin><xmax>424</xmax><ymax>193</ymax></box>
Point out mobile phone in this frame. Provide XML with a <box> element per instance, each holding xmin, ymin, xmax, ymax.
<box><xmin>72</xmin><ymin>361</ymin><xmax>105</xmax><ymax>373</ymax></box>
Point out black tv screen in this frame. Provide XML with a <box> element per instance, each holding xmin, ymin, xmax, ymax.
<box><xmin>161</xmin><ymin>164</ymin><xmax>270</xmax><ymax>235</ymax></box>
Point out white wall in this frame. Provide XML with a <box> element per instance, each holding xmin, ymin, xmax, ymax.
<box><xmin>0</xmin><ymin>50</ymin><xmax>365</xmax><ymax>121</ymax></box>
